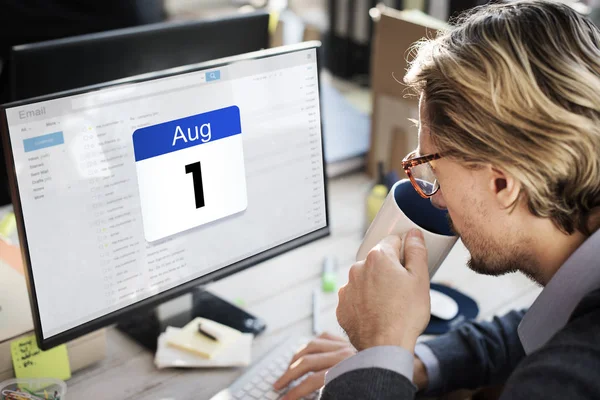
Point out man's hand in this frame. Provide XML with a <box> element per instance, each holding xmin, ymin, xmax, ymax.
<box><xmin>336</xmin><ymin>229</ymin><xmax>431</xmax><ymax>352</ymax></box>
<box><xmin>273</xmin><ymin>332</ymin><xmax>356</xmax><ymax>400</ymax></box>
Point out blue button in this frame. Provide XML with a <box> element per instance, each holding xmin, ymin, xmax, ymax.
<box><xmin>205</xmin><ymin>70</ymin><xmax>221</xmax><ymax>82</ymax></box>
<box><xmin>23</xmin><ymin>131</ymin><xmax>64</xmax><ymax>152</ymax></box>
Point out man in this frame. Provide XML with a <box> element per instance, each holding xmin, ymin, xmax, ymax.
<box><xmin>273</xmin><ymin>1</ymin><xmax>600</xmax><ymax>398</ymax></box>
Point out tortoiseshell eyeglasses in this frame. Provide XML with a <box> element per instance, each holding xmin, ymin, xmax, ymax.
<box><xmin>401</xmin><ymin>150</ymin><xmax>443</xmax><ymax>198</ymax></box>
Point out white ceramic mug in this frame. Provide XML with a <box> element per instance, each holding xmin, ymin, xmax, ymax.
<box><xmin>357</xmin><ymin>179</ymin><xmax>458</xmax><ymax>279</ymax></box>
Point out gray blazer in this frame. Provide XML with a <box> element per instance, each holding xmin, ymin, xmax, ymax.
<box><xmin>320</xmin><ymin>287</ymin><xmax>600</xmax><ymax>399</ymax></box>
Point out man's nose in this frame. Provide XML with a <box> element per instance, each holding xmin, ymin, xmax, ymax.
<box><xmin>430</xmin><ymin>190</ymin><xmax>447</xmax><ymax>210</ymax></box>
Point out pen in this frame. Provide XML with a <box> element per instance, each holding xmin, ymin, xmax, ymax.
<box><xmin>312</xmin><ymin>288</ymin><xmax>321</xmax><ymax>335</ymax></box>
<box><xmin>197</xmin><ymin>323</ymin><xmax>219</xmax><ymax>341</ymax></box>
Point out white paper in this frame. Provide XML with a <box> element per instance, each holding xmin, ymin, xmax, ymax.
<box><xmin>154</xmin><ymin>327</ymin><xmax>253</xmax><ymax>369</ymax></box>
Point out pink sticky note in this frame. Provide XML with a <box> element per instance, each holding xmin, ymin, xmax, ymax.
<box><xmin>0</xmin><ymin>239</ymin><xmax>23</xmax><ymax>275</ymax></box>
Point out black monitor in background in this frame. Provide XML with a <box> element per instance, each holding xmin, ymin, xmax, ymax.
<box><xmin>8</xmin><ymin>11</ymin><xmax>270</xmax><ymax>102</ymax></box>
<box><xmin>0</xmin><ymin>10</ymin><xmax>270</xmax><ymax>206</ymax></box>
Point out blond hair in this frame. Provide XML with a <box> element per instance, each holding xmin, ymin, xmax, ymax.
<box><xmin>405</xmin><ymin>0</ymin><xmax>600</xmax><ymax>235</ymax></box>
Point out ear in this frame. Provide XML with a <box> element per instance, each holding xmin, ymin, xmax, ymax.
<box><xmin>489</xmin><ymin>167</ymin><xmax>521</xmax><ymax>208</ymax></box>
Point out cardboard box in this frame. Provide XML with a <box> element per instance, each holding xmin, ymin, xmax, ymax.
<box><xmin>367</xmin><ymin>6</ymin><xmax>448</xmax><ymax>177</ymax></box>
<box><xmin>270</xmin><ymin>14</ymin><xmax>285</xmax><ymax>48</ymax></box>
<box><xmin>303</xmin><ymin>23</ymin><xmax>322</xmax><ymax>42</ymax></box>
<box><xmin>390</xmin><ymin>125</ymin><xmax>412</xmax><ymax>175</ymax></box>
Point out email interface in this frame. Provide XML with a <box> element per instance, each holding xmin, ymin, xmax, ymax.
<box><xmin>4</xmin><ymin>49</ymin><xmax>326</xmax><ymax>338</ymax></box>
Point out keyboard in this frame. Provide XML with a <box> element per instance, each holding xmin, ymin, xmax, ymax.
<box><xmin>209</xmin><ymin>336</ymin><xmax>319</xmax><ymax>400</ymax></box>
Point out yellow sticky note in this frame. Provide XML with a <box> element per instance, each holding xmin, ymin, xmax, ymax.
<box><xmin>0</xmin><ymin>212</ymin><xmax>16</xmax><ymax>238</ymax></box>
<box><xmin>269</xmin><ymin>12</ymin><xmax>280</xmax><ymax>36</ymax></box>
<box><xmin>167</xmin><ymin>317</ymin><xmax>242</xmax><ymax>359</ymax></box>
<box><xmin>11</xmin><ymin>335</ymin><xmax>71</xmax><ymax>380</ymax></box>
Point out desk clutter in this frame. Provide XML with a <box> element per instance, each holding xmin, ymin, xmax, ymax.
<box><xmin>1</xmin><ymin>334</ymin><xmax>69</xmax><ymax>400</ymax></box>
<box><xmin>155</xmin><ymin>318</ymin><xmax>254</xmax><ymax>369</ymax></box>
<box><xmin>0</xmin><ymin>378</ymin><xmax>66</xmax><ymax>400</ymax></box>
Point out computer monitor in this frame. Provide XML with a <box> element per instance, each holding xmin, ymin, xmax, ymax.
<box><xmin>0</xmin><ymin>10</ymin><xmax>269</xmax><ymax>208</ymax></box>
<box><xmin>8</xmin><ymin>11</ymin><xmax>270</xmax><ymax>102</ymax></box>
<box><xmin>0</xmin><ymin>42</ymin><xmax>328</xmax><ymax>350</ymax></box>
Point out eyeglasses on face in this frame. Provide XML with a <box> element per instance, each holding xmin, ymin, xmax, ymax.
<box><xmin>401</xmin><ymin>150</ymin><xmax>443</xmax><ymax>198</ymax></box>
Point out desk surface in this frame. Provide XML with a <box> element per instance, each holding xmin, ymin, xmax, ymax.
<box><xmin>66</xmin><ymin>172</ymin><xmax>541</xmax><ymax>399</ymax></box>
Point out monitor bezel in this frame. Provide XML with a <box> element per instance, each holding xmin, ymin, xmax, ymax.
<box><xmin>8</xmin><ymin>10</ymin><xmax>270</xmax><ymax>102</ymax></box>
<box><xmin>0</xmin><ymin>41</ymin><xmax>330</xmax><ymax>350</ymax></box>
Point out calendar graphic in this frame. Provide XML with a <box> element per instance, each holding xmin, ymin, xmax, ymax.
<box><xmin>132</xmin><ymin>106</ymin><xmax>247</xmax><ymax>242</ymax></box>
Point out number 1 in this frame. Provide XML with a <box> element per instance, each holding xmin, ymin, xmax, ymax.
<box><xmin>185</xmin><ymin>161</ymin><xmax>205</xmax><ymax>209</ymax></box>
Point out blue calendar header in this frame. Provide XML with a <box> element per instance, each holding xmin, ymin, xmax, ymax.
<box><xmin>132</xmin><ymin>105</ymin><xmax>241</xmax><ymax>162</ymax></box>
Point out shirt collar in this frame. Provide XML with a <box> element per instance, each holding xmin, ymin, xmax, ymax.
<box><xmin>518</xmin><ymin>229</ymin><xmax>600</xmax><ymax>354</ymax></box>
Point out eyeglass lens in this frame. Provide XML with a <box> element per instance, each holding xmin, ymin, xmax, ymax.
<box><xmin>410</xmin><ymin>162</ymin><xmax>439</xmax><ymax>195</ymax></box>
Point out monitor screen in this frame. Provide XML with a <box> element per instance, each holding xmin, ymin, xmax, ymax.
<box><xmin>0</xmin><ymin>43</ymin><xmax>328</xmax><ymax>349</ymax></box>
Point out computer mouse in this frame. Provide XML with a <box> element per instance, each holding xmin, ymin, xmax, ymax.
<box><xmin>430</xmin><ymin>288</ymin><xmax>459</xmax><ymax>320</ymax></box>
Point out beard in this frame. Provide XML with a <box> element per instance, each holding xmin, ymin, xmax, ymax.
<box><xmin>446</xmin><ymin>213</ymin><xmax>542</xmax><ymax>283</ymax></box>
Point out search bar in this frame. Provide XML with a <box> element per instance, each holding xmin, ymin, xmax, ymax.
<box><xmin>205</xmin><ymin>70</ymin><xmax>221</xmax><ymax>82</ymax></box>
<box><xmin>71</xmin><ymin>69</ymin><xmax>221</xmax><ymax>110</ymax></box>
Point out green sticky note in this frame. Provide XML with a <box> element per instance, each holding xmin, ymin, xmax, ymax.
<box><xmin>11</xmin><ymin>335</ymin><xmax>71</xmax><ymax>380</ymax></box>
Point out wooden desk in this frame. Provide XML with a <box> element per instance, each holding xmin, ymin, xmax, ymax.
<box><xmin>66</xmin><ymin>172</ymin><xmax>541</xmax><ymax>399</ymax></box>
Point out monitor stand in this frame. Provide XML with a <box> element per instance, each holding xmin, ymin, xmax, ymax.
<box><xmin>116</xmin><ymin>287</ymin><xmax>266</xmax><ymax>351</ymax></box>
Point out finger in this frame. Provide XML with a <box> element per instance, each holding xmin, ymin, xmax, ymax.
<box><xmin>281</xmin><ymin>370</ymin><xmax>326</xmax><ymax>400</ymax></box>
<box><xmin>403</xmin><ymin>229</ymin><xmax>429</xmax><ymax>279</ymax></box>
<box><xmin>348</xmin><ymin>262</ymin><xmax>362</xmax><ymax>285</ymax></box>
<box><xmin>369</xmin><ymin>235</ymin><xmax>403</xmax><ymax>264</ymax></box>
<box><xmin>318</xmin><ymin>332</ymin><xmax>347</xmax><ymax>342</ymax></box>
<box><xmin>289</xmin><ymin>338</ymin><xmax>350</xmax><ymax>366</ymax></box>
<box><xmin>336</xmin><ymin>287</ymin><xmax>349</xmax><ymax>330</ymax></box>
<box><xmin>273</xmin><ymin>352</ymin><xmax>345</xmax><ymax>390</ymax></box>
